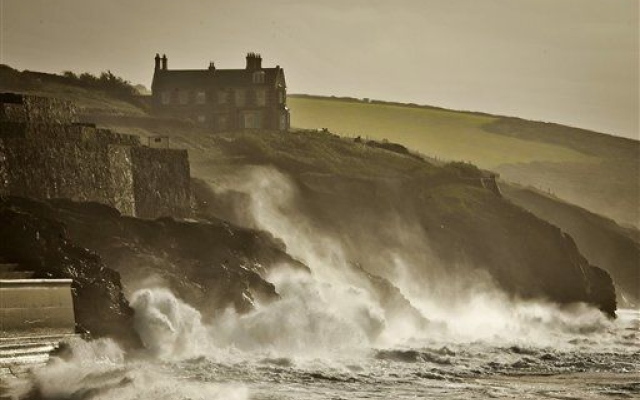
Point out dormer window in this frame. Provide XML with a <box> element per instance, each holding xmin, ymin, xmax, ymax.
<box><xmin>252</xmin><ymin>71</ymin><xmax>265</xmax><ymax>84</ymax></box>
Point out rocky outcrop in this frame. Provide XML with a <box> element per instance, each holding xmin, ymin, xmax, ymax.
<box><xmin>4</xmin><ymin>197</ymin><xmax>309</xmax><ymax>321</ymax></box>
<box><xmin>0</xmin><ymin>197</ymin><xmax>138</xmax><ymax>347</ymax></box>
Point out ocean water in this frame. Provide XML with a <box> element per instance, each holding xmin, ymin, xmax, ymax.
<box><xmin>4</xmin><ymin>299</ymin><xmax>638</xmax><ymax>400</ymax></box>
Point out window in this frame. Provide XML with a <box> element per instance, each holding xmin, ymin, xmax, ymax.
<box><xmin>256</xmin><ymin>89</ymin><xmax>266</xmax><ymax>107</ymax></box>
<box><xmin>161</xmin><ymin>91</ymin><xmax>171</xmax><ymax>104</ymax></box>
<box><xmin>242</xmin><ymin>111</ymin><xmax>262</xmax><ymax>129</ymax></box>
<box><xmin>195</xmin><ymin>91</ymin><xmax>206</xmax><ymax>104</ymax></box>
<box><xmin>216</xmin><ymin>114</ymin><xmax>228</xmax><ymax>131</ymax></box>
<box><xmin>278</xmin><ymin>90</ymin><xmax>285</xmax><ymax>105</ymax></box>
<box><xmin>252</xmin><ymin>71</ymin><xmax>265</xmax><ymax>84</ymax></box>
<box><xmin>217</xmin><ymin>90</ymin><xmax>228</xmax><ymax>104</ymax></box>
<box><xmin>197</xmin><ymin>115</ymin><xmax>206</xmax><ymax>123</ymax></box>
<box><xmin>235</xmin><ymin>89</ymin><xmax>246</xmax><ymax>106</ymax></box>
<box><xmin>179</xmin><ymin>90</ymin><xmax>189</xmax><ymax>105</ymax></box>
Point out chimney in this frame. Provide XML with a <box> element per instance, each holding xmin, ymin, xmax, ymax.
<box><xmin>245</xmin><ymin>52</ymin><xmax>262</xmax><ymax>70</ymax></box>
<box><xmin>154</xmin><ymin>53</ymin><xmax>161</xmax><ymax>70</ymax></box>
<box><xmin>161</xmin><ymin>54</ymin><xmax>168</xmax><ymax>70</ymax></box>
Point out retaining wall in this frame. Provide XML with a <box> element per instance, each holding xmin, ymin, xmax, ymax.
<box><xmin>0</xmin><ymin>279</ymin><xmax>75</xmax><ymax>335</ymax></box>
<box><xmin>0</xmin><ymin>93</ymin><xmax>191</xmax><ymax>219</ymax></box>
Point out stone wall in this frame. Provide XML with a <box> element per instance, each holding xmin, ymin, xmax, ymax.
<box><xmin>1</xmin><ymin>92</ymin><xmax>77</xmax><ymax>124</ymax></box>
<box><xmin>131</xmin><ymin>147</ymin><xmax>191</xmax><ymax>219</ymax></box>
<box><xmin>0</xmin><ymin>93</ymin><xmax>191</xmax><ymax>219</ymax></box>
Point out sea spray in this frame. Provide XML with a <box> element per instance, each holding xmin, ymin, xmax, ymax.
<box><xmin>210</xmin><ymin>166</ymin><xmax>430</xmax><ymax>347</ymax></box>
<box><xmin>391</xmin><ymin>251</ymin><xmax>614</xmax><ymax>345</ymax></box>
<box><xmin>209</xmin><ymin>268</ymin><xmax>384</xmax><ymax>354</ymax></box>
<box><xmin>130</xmin><ymin>288</ymin><xmax>210</xmax><ymax>360</ymax></box>
<box><xmin>210</xmin><ymin>166</ymin><xmax>617</xmax><ymax>348</ymax></box>
<box><xmin>4</xmin><ymin>335</ymin><xmax>249</xmax><ymax>400</ymax></box>
<box><xmin>4</xmin><ymin>338</ymin><xmax>125</xmax><ymax>399</ymax></box>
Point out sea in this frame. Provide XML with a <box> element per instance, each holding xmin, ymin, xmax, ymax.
<box><xmin>3</xmin><ymin>296</ymin><xmax>638</xmax><ymax>400</ymax></box>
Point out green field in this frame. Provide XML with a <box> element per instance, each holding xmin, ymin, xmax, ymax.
<box><xmin>288</xmin><ymin>95</ymin><xmax>639</xmax><ymax>228</ymax></box>
<box><xmin>288</xmin><ymin>96</ymin><xmax>594</xmax><ymax>168</ymax></box>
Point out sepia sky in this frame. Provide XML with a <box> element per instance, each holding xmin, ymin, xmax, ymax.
<box><xmin>1</xmin><ymin>0</ymin><xmax>638</xmax><ymax>139</ymax></box>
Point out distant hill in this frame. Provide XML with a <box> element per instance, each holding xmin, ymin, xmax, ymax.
<box><xmin>288</xmin><ymin>95</ymin><xmax>639</xmax><ymax>229</ymax></box>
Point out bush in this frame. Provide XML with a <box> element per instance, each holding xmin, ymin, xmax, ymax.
<box><xmin>61</xmin><ymin>70</ymin><xmax>138</xmax><ymax>99</ymax></box>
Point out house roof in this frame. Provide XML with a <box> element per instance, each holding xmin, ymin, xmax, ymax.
<box><xmin>152</xmin><ymin>67</ymin><xmax>285</xmax><ymax>89</ymax></box>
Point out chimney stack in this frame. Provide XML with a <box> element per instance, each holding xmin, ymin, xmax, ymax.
<box><xmin>245</xmin><ymin>52</ymin><xmax>262</xmax><ymax>70</ymax></box>
<box><xmin>161</xmin><ymin>54</ymin><xmax>168</xmax><ymax>70</ymax></box>
<box><xmin>154</xmin><ymin>53</ymin><xmax>161</xmax><ymax>70</ymax></box>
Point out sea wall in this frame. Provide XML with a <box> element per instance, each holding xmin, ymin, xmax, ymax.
<box><xmin>0</xmin><ymin>92</ymin><xmax>77</xmax><ymax>124</ymax></box>
<box><xmin>0</xmin><ymin>93</ymin><xmax>190</xmax><ymax>219</ymax></box>
<box><xmin>0</xmin><ymin>279</ymin><xmax>75</xmax><ymax>335</ymax></box>
<box><xmin>131</xmin><ymin>146</ymin><xmax>191</xmax><ymax>219</ymax></box>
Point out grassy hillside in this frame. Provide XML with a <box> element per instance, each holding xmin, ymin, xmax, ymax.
<box><xmin>288</xmin><ymin>95</ymin><xmax>639</xmax><ymax>228</ymax></box>
<box><xmin>289</xmin><ymin>96</ymin><xmax>593</xmax><ymax>167</ymax></box>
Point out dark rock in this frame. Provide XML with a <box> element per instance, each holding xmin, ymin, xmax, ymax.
<box><xmin>0</xmin><ymin>196</ymin><xmax>139</xmax><ymax>348</ymax></box>
<box><xmin>18</xmin><ymin>197</ymin><xmax>306</xmax><ymax>320</ymax></box>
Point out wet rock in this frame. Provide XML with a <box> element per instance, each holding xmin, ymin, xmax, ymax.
<box><xmin>0</xmin><ymin>196</ymin><xmax>139</xmax><ymax>348</ymax></box>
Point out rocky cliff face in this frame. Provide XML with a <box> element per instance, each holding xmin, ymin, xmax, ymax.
<box><xmin>502</xmin><ymin>184</ymin><xmax>639</xmax><ymax>307</ymax></box>
<box><xmin>0</xmin><ymin>196</ymin><xmax>311</xmax><ymax>345</ymax></box>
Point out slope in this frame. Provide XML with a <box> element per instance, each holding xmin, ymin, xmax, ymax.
<box><xmin>288</xmin><ymin>95</ymin><xmax>639</xmax><ymax>228</ymax></box>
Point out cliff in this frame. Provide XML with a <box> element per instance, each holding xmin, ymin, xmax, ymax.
<box><xmin>502</xmin><ymin>184</ymin><xmax>639</xmax><ymax>307</ymax></box>
<box><xmin>184</xmin><ymin>130</ymin><xmax>617</xmax><ymax>317</ymax></box>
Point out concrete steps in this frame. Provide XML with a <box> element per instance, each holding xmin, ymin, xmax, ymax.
<box><xmin>0</xmin><ymin>259</ymin><xmax>77</xmax><ymax>387</ymax></box>
<box><xmin>0</xmin><ymin>334</ymin><xmax>78</xmax><ymax>380</ymax></box>
<box><xmin>0</xmin><ymin>259</ymin><xmax>76</xmax><ymax>384</ymax></box>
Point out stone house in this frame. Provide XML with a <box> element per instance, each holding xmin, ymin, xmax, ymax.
<box><xmin>151</xmin><ymin>53</ymin><xmax>290</xmax><ymax>131</ymax></box>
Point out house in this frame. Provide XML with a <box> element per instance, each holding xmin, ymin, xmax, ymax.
<box><xmin>151</xmin><ymin>53</ymin><xmax>290</xmax><ymax>131</ymax></box>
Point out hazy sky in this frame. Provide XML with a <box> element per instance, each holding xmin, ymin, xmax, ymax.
<box><xmin>2</xmin><ymin>0</ymin><xmax>638</xmax><ymax>139</ymax></box>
